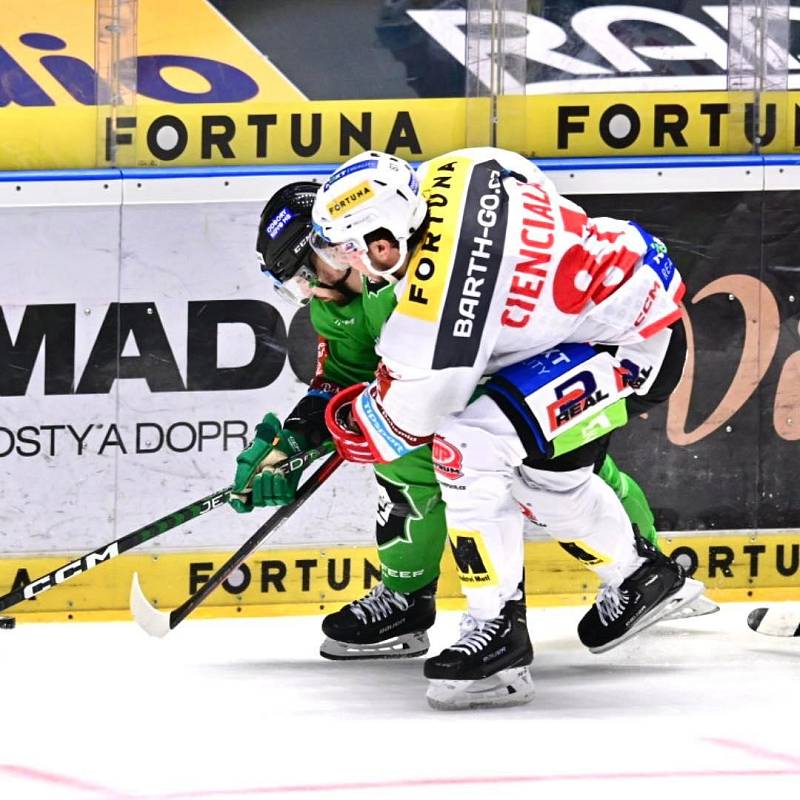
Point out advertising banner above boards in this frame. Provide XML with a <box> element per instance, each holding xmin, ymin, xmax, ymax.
<box><xmin>208</xmin><ymin>0</ymin><xmax>800</xmax><ymax>99</ymax></box>
<box><xmin>2</xmin><ymin>533</ymin><xmax>797</xmax><ymax>622</ymax></box>
<box><xmin>3</xmin><ymin>0</ymin><xmax>800</xmax><ymax>169</ymax></box>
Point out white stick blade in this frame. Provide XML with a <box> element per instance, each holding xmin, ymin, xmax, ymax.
<box><xmin>747</xmin><ymin>605</ymin><xmax>800</xmax><ymax>637</ymax></box>
<box><xmin>130</xmin><ymin>572</ymin><xmax>172</xmax><ymax>638</ymax></box>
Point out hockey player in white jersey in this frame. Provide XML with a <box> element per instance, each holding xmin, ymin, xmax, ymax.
<box><xmin>309</xmin><ymin>148</ymin><xmax>706</xmax><ymax>710</ymax></box>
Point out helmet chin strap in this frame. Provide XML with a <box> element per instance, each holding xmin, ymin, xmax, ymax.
<box><xmin>316</xmin><ymin>267</ymin><xmax>362</xmax><ymax>303</ymax></box>
<box><xmin>317</xmin><ymin>266</ymin><xmax>352</xmax><ymax>290</ymax></box>
<box><xmin>359</xmin><ymin>239</ymin><xmax>408</xmax><ymax>285</ymax></box>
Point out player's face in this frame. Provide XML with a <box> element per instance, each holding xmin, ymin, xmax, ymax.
<box><xmin>309</xmin><ymin>252</ymin><xmax>362</xmax><ymax>304</ymax></box>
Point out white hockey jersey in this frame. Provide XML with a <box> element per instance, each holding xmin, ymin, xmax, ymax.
<box><xmin>351</xmin><ymin>147</ymin><xmax>685</xmax><ymax>463</ymax></box>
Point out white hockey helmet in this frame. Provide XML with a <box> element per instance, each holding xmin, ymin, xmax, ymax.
<box><xmin>310</xmin><ymin>151</ymin><xmax>427</xmax><ymax>281</ymax></box>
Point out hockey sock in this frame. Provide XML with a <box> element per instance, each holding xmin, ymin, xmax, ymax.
<box><xmin>598</xmin><ymin>455</ymin><xmax>659</xmax><ymax>549</ymax></box>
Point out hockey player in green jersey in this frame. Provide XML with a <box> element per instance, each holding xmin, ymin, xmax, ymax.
<box><xmin>231</xmin><ymin>181</ymin><xmax>441</xmax><ymax>659</ymax></box>
<box><xmin>228</xmin><ymin>181</ymin><xmax>684</xmax><ymax>661</ymax></box>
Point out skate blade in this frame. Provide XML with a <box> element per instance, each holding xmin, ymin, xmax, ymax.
<box><xmin>589</xmin><ymin>577</ymin><xmax>706</xmax><ymax>654</ymax></box>
<box><xmin>660</xmin><ymin>593</ymin><xmax>720</xmax><ymax>622</ymax></box>
<box><xmin>320</xmin><ymin>631</ymin><xmax>430</xmax><ymax>661</ymax></box>
<box><xmin>426</xmin><ymin>667</ymin><xmax>535</xmax><ymax>711</ymax></box>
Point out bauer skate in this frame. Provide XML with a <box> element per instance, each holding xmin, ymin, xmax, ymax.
<box><xmin>320</xmin><ymin>579</ymin><xmax>436</xmax><ymax>660</ymax></box>
<box><xmin>424</xmin><ymin>598</ymin><xmax>534</xmax><ymax>710</ymax></box>
<box><xmin>578</xmin><ymin>533</ymin><xmax>705</xmax><ymax>653</ymax></box>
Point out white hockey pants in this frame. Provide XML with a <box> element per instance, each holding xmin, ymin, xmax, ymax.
<box><xmin>435</xmin><ymin>394</ymin><xmax>642</xmax><ymax>620</ymax></box>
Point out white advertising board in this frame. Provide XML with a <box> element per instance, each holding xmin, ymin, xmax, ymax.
<box><xmin>0</xmin><ymin>171</ymin><xmax>376</xmax><ymax>555</ymax></box>
<box><xmin>2</xmin><ymin>156</ymin><xmax>798</xmax><ymax>556</ymax></box>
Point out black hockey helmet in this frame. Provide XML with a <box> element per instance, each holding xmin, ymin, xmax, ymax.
<box><xmin>256</xmin><ymin>181</ymin><xmax>320</xmax><ymax>306</ymax></box>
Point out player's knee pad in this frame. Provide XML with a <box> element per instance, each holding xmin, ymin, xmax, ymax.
<box><xmin>484</xmin><ymin>343</ymin><xmax>633</xmax><ymax>462</ymax></box>
<box><xmin>516</xmin><ymin>464</ymin><xmax>596</xmax><ymax>531</ymax></box>
<box><xmin>517</xmin><ymin>466</ymin><xmax>632</xmax><ymax>555</ymax></box>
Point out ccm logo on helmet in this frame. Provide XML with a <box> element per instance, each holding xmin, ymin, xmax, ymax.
<box><xmin>327</xmin><ymin>181</ymin><xmax>374</xmax><ymax>218</ymax></box>
<box><xmin>292</xmin><ymin>233</ymin><xmax>311</xmax><ymax>255</ymax></box>
<box><xmin>432</xmin><ymin>436</ymin><xmax>463</xmax><ymax>480</ymax></box>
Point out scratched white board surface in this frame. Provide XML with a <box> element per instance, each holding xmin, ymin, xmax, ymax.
<box><xmin>0</xmin><ymin>174</ymin><xmax>377</xmax><ymax>555</ymax></box>
<box><xmin>1</xmin><ymin>159</ymin><xmax>797</xmax><ymax>555</ymax></box>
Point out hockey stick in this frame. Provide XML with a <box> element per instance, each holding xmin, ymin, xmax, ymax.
<box><xmin>0</xmin><ymin>443</ymin><xmax>332</xmax><ymax>615</ymax></box>
<box><xmin>130</xmin><ymin>451</ymin><xmax>344</xmax><ymax>637</ymax></box>
<box><xmin>747</xmin><ymin>606</ymin><xmax>800</xmax><ymax>637</ymax></box>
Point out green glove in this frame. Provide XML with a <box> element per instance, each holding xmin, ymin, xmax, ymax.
<box><xmin>229</xmin><ymin>412</ymin><xmax>308</xmax><ymax>513</ymax></box>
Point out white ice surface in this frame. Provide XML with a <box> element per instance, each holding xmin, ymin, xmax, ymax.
<box><xmin>1</xmin><ymin>603</ymin><xmax>799</xmax><ymax>800</ymax></box>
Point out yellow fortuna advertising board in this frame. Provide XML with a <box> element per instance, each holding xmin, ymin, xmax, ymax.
<box><xmin>0</xmin><ymin>0</ymin><xmax>469</xmax><ymax>168</ymax></box>
<box><xmin>2</xmin><ymin>0</ymin><xmax>800</xmax><ymax>169</ymax></box>
<box><xmin>519</xmin><ymin>91</ymin><xmax>800</xmax><ymax>157</ymax></box>
<box><xmin>2</xmin><ymin>533</ymin><xmax>798</xmax><ymax>623</ymax></box>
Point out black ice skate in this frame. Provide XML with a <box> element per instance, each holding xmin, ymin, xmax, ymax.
<box><xmin>424</xmin><ymin>598</ymin><xmax>534</xmax><ymax>710</ymax></box>
<box><xmin>578</xmin><ymin>534</ymin><xmax>705</xmax><ymax>654</ymax></box>
<box><xmin>319</xmin><ymin>580</ymin><xmax>436</xmax><ymax>660</ymax></box>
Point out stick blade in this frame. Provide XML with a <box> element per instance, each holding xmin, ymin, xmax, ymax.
<box><xmin>747</xmin><ymin>605</ymin><xmax>800</xmax><ymax>637</ymax></box>
<box><xmin>130</xmin><ymin>572</ymin><xmax>173</xmax><ymax>638</ymax></box>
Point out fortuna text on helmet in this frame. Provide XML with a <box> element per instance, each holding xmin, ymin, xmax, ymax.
<box><xmin>310</xmin><ymin>151</ymin><xmax>428</xmax><ymax>282</ymax></box>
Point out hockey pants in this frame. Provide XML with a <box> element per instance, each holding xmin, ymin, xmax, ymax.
<box><xmin>372</xmin><ymin>446</ymin><xmax>447</xmax><ymax>594</ymax></box>
<box><xmin>435</xmin><ymin>321</ymin><xmax>687</xmax><ymax>620</ymax></box>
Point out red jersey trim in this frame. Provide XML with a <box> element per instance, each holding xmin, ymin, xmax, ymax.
<box><xmin>638</xmin><ymin>307</ymin><xmax>684</xmax><ymax>339</ymax></box>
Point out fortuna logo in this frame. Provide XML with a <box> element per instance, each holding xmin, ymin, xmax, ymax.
<box><xmin>432</xmin><ymin>435</ymin><xmax>463</xmax><ymax>480</ymax></box>
<box><xmin>327</xmin><ymin>181</ymin><xmax>374</xmax><ymax>218</ymax></box>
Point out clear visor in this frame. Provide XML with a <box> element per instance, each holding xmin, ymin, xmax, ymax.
<box><xmin>270</xmin><ymin>263</ymin><xmax>318</xmax><ymax>307</ymax></box>
<box><xmin>309</xmin><ymin>229</ymin><xmax>367</xmax><ymax>273</ymax></box>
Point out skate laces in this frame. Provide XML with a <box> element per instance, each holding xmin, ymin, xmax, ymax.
<box><xmin>596</xmin><ymin>584</ymin><xmax>630</xmax><ymax>626</ymax></box>
<box><xmin>350</xmin><ymin>583</ymin><xmax>409</xmax><ymax>625</ymax></box>
<box><xmin>449</xmin><ymin>614</ymin><xmax>503</xmax><ymax>655</ymax></box>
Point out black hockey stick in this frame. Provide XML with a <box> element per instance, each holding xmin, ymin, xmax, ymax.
<box><xmin>0</xmin><ymin>443</ymin><xmax>332</xmax><ymax>615</ymax></box>
<box><xmin>130</xmin><ymin>451</ymin><xmax>344</xmax><ymax>637</ymax></box>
